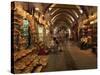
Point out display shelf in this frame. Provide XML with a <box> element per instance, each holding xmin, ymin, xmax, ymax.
<box><xmin>14</xmin><ymin>54</ymin><xmax>48</xmax><ymax>73</ymax></box>
<box><xmin>91</xmin><ymin>23</ymin><xmax>97</xmax><ymax>54</ymax></box>
<box><xmin>14</xmin><ymin>48</ymin><xmax>39</xmax><ymax>73</ymax></box>
<box><xmin>14</xmin><ymin>54</ymin><xmax>39</xmax><ymax>73</ymax></box>
<box><xmin>11</xmin><ymin>2</ymin><xmax>49</xmax><ymax>74</ymax></box>
<box><xmin>14</xmin><ymin>48</ymin><xmax>36</xmax><ymax>62</ymax></box>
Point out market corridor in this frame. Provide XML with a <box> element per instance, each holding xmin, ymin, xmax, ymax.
<box><xmin>42</xmin><ymin>41</ymin><xmax>97</xmax><ymax>72</ymax></box>
<box><xmin>11</xmin><ymin>2</ymin><xmax>97</xmax><ymax>74</ymax></box>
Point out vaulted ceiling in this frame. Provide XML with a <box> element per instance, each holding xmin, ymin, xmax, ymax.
<box><xmin>15</xmin><ymin>2</ymin><xmax>97</xmax><ymax>28</ymax></box>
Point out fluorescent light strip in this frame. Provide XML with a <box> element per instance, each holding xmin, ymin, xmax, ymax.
<box><xmin>49</xmin><ymin>4</ymin><xmax>56</xmax><ymax>11</ymax></box>
<box><xmin>76</xmin><ymin>6</ymin><xmax>83</xmax><ymax>14</ymax></box>
<box><xmin>73</xmin><ymin>10</ymin><xmax>79</xmax><ymax>18</ymax></box>
<box><xmin>51</xmin><ymin>8</ymin><xmax>60</xmax><ymax>15</ymax></box>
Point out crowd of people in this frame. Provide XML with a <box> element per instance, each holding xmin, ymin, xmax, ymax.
<box><xmin>48</xmin><ymin>29</ymin><xmax>69</xmax><ymax>53</ymax></box>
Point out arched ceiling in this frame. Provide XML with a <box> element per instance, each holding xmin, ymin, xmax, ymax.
<box><xmin>51</xmin><ymin>13</ymin><xmax>73</xmax><ymax>25</ymax></box>
<box><xmin>16</xmin><ymin>2</ymin><xmax>97</xmax><ymax>28</ymax></box>
<box><xmin>50</xmin><ymin>10</ymin><xmax>77</xmax><ymax>24</ymax></box>
<box><xmin>45</xmin><ymin>4</ymin><xmax>84</xmax><ymax>27</ymax></box>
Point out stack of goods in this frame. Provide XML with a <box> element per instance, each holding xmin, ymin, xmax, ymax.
<box><xmin>14</xmin><ymin>48</ymin><xmax>39</xmax><ymax>73</ymax></box>
<box><xmin>79</xmin><ymin>25</ymin><xmax>93</xmax><ymax>50</ymax></box>
<box><xmin>13</xmin><ymin>9</ymin><xmax>23</xmax><ymax>51</ymax></box>
<box><xmin>12</xmin><ymin>2</ymin><xmax>35</xmax><ymax>51</ymax></box>
<box><xmin>33</xmin><ymin>42</ymin><xmax>49</xmax><ymax>72</ymax></box>
<box><xmin>14</xmin><ymin>47</ymin><xmax>48</xmax><ymax>73</ymax></box>
<box><xmin>12</xmin><ymin>2</ymin><xmax>49</xmax><ymax>73</ymax></box>
<box><xmin>38</xmin><ymin>55</ymin><xmax>48</xmax><ymax>66</ymax></box>
<box><xmin>34</xmin><ymin>55</ymin><xmax>48</xmax><ymax>72</ymax></box>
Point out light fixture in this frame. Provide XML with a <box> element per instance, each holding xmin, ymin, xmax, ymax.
<box><xmin>73</xmin><ymin>10</ymin><xmax>79</xmax><ymax>18</ymax></box>
<box><xmin>79</xmin><ymin>9</ymin><xmax>83</xmax><ymax>14</ymax></box>
<box><xmin>49</xmin><ymin>8</ymin><xmax>52</xmax><ymax>11</ymax></box>
<box><xmin>81</xmin><ymin>25</ymin><xmax>86</xmax><ymax>28</ymax></box>
<box><xmin>46</xmin><ymin>29</ymin><xmax>49</xmax><ymax>34</ymax></box>
<box><xmin>35</xmin><ymin>7</ymin><xmax>39</xmax><ymax>11</ymax></box>
<box><xmin>90</xmin><ymin>19</ymin><xmax>97</xmax><ymax>24</ymax></box>
<box><xmin>42</xmin><ymin>14</ymin><xmax>44</xmax><ymax>17</ymax></box>
<box><xmin>70</xmin><ymin>16</ymin><xmax>74</xmax><ymax>22</ymax></box>
<box><xmin>76</xmin><ymin>13</ymin><xmax>79</xmax><ymax>18</ymax></box>
<box><xmin>76</xmin><ymin>6</ymin><xmax>83</xmax><ymax>14</ymax></box>
<box><xmin>38</xmin><ymin>26</ymin><xmax>43</xmax><ymax>33</ymax></box>
<box><xmin>68</xmin><ymin>28</ymin><xmax>71</xmax><ymax>34</ymax></box>
<box><xmin>49</xmin><ymin>4</ymin><xmax>56</xmax><ymax>11</ymax></box>
<box><xmin>51</xmin><ymin>8</ymin><xmax>60</xmax><ymax>15</ymax></box>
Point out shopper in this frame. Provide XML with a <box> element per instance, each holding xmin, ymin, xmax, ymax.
<box><xmin>53</xmin><ymin>37</ymin><xmax>59</xmax><ymax>53</ymax></box>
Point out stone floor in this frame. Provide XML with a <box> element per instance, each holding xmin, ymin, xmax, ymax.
<box><xmin>42</xmin><ymin>41</ymin><xmax>97</xmax><ymax>72</ymax></box>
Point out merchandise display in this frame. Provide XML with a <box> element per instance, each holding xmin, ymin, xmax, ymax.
<box><xmin>11</xmin><ymin>1</ymin><xmax>97</xmax><ymax>74</ymax></box>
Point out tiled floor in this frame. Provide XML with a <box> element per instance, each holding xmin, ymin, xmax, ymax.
<box><xmin>42</xmin><ymin>41</ymin><xmax>97</xmax><ymax>72</ymax></box>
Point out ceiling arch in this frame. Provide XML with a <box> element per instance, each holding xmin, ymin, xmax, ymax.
<box><xmin>50</xmin><ymin>8</ymin><xmax>80</xmax><ymax>17</ymax></box>
<box><xmin>50</xmin><ymin>9</ymin><xmax>78</xmax><ymax>25</ymax></box>
<box><xmin>48</xmin><ymin>4</ymin><xmax>82</xmax><ymax>15</ymax></box>
<box><xmin>52</xmin><ymin>19</ymin><xmax>71</xmax><ymax>29</ymax></box>
<box><xmin>51</xmin><ymin>13</ymin><xmax>73</xmax><ymax>24</ymax></box>
<box><xmin>53</xmin><ymin>16</ymin><xmax>72</xmax><ymax>26</ymax></box>
<box><xmin>51</xmin><ymin>9</ymin><xmax>78</xmax><ymax>22</ymax></box>
<box><xmin>51</xmin><ymin>14</ymin><xmax>73</xmax><ymax>28</ymax></box>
